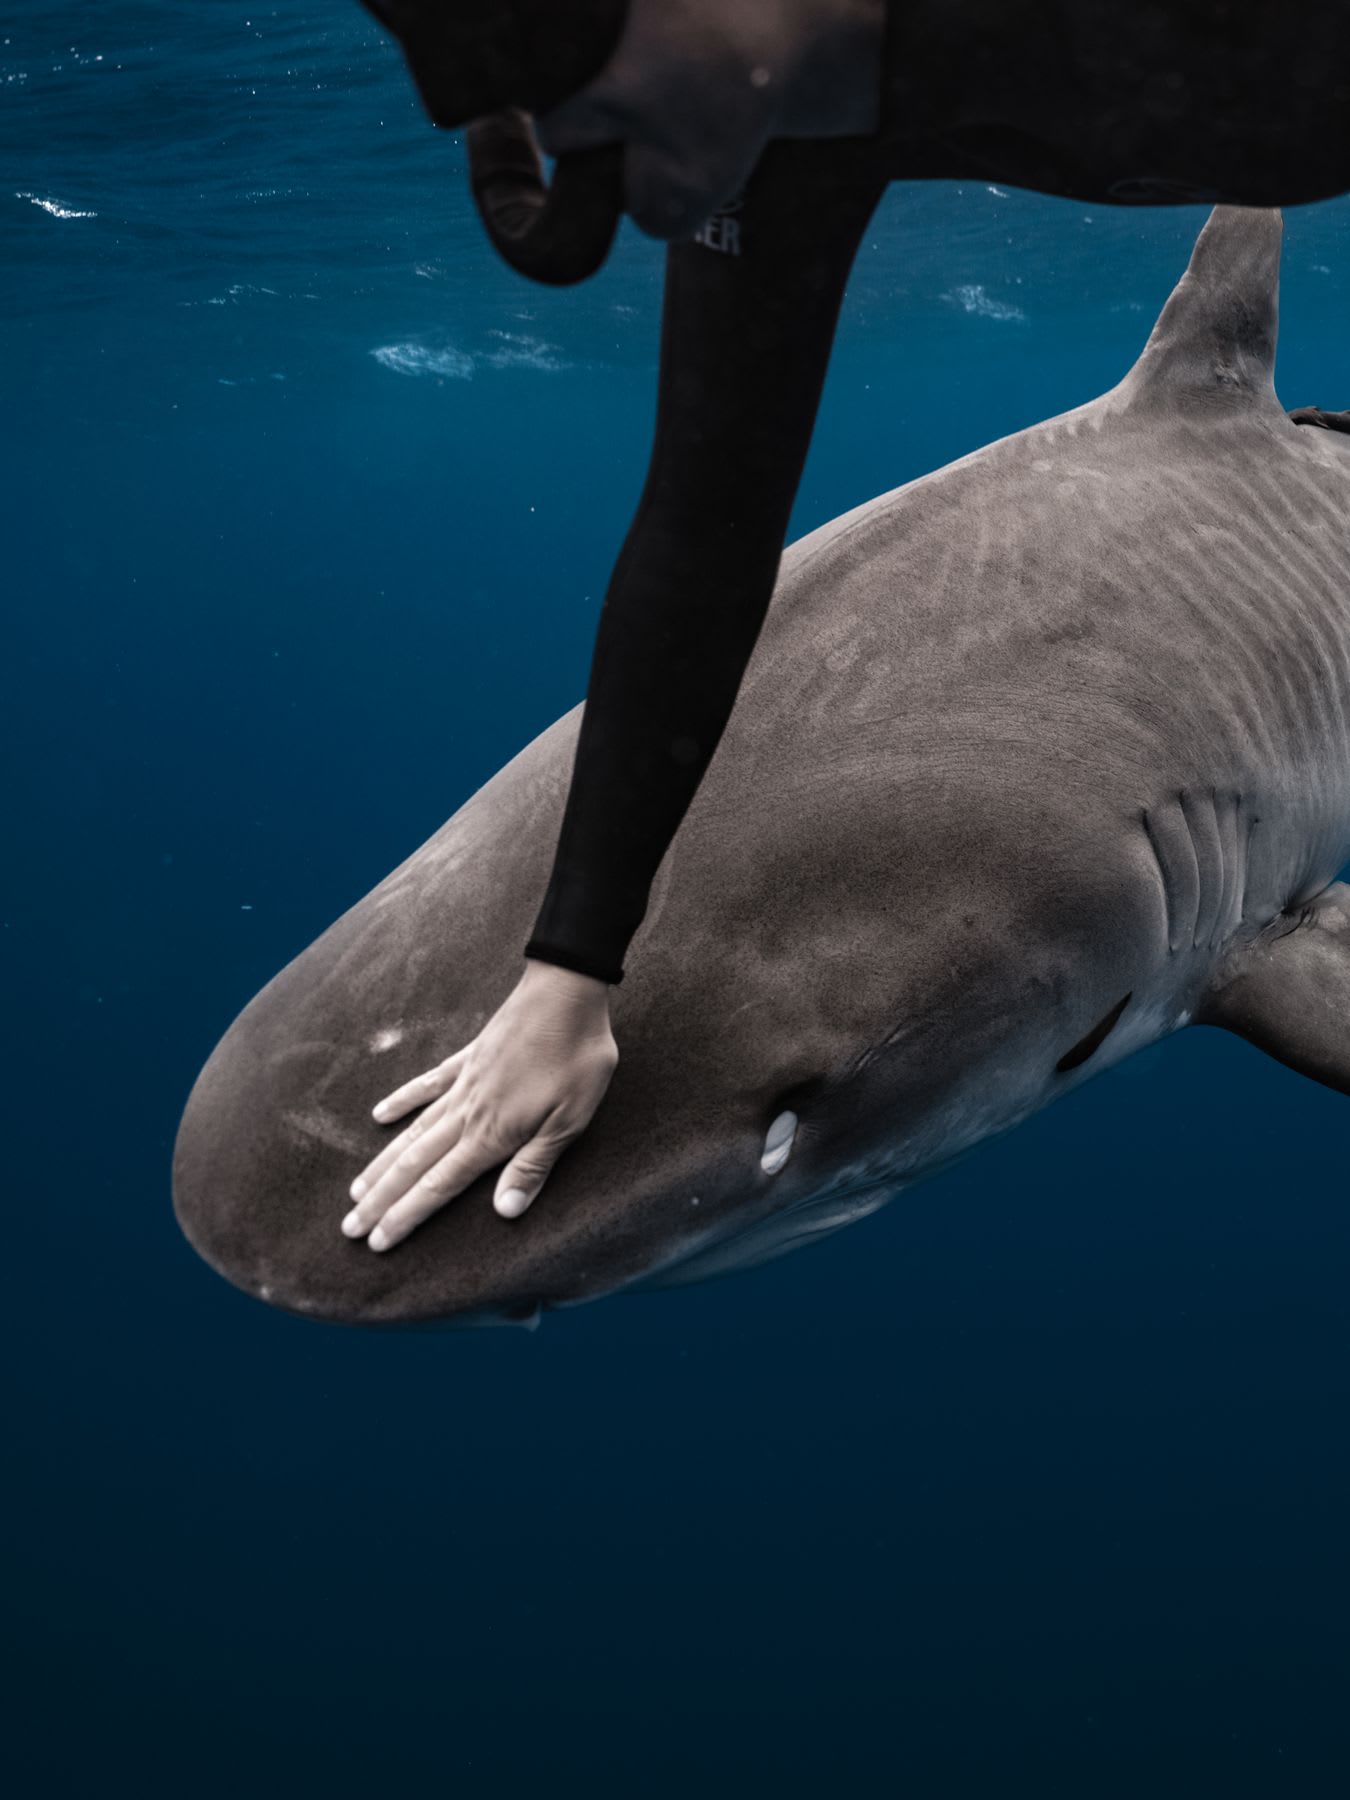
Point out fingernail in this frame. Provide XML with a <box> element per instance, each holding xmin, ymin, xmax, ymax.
<box><xmin>495</xmin><ymin>1187</ymin><xmax>531</xmax><ymax>1220</ymax></box>
<box><xmin>341</xmin><ymin>1210</ymin><xmax>365</xmax><ymax>1238</ymax></box>
<box><xmin>350</xmin><ymin>1178</ymin><xmax>367</xmax><ymax>1199</ymax></box>
<box><xmin>372</xmin><ymin>1103</ymin><xmax>389</xmax><ymax>1121</ymax></box>
<box><xmin>369</xmin><ymin>1226</ymin><xmax>388</xmax><ymax>1252</ymax></box>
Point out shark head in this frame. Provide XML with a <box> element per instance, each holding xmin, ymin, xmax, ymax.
<box><xmin>174</xmin><ymin>788</ymin><xmax>1166</xmax><ymax>1328</ymax></box>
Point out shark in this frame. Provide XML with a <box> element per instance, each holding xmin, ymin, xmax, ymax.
<box><xmin>173</xmin><ymin>206</ymin><xmax>1350</xmax><ymax>1328</ymax></box>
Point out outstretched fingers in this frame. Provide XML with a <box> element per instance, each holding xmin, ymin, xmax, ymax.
<box><xmin>347</xmin><ymin>1107</ymin><xmax>437</xmax><ymax>1209</ymax></box>
<box><xmin>339</xmin><ymin>963</ymin><xmax>619</xmax><ymax>1251</ymax></box>
<box><xmin>343</xmin><ymin>1104</ymin><xmax>588</xmax><ymax>1249</ymax></box>
<box><xmin>342</xmin><ymin>1103</ymin><xmax>467</xmax><ymax>1240</ymax></box>
<box><xmin>367</xmin><ymin>1109</ymin><xmax>580</xmax><ymax>1247</ymax></box>
<box><xmin>371</xmin><ymin>1048</ymin><xmax>468</xmax><ymax>1123</ymax></box>
<box><xmin>362</xmin><ymin>1139</ymin><xmax>498</xmax><ymax>1251</ymax></box>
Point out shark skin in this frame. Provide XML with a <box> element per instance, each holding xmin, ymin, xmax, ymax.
<box><xmin>173</xmin><ymin>206</ymin><xmax>1350</xmax><ymax>1328</ymax></box>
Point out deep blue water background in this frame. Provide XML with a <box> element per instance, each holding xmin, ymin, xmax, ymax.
<box><xmin>8</xmin><ymin>5</ymin><xmax>1350</xmax><ymax>1793</ymax></box>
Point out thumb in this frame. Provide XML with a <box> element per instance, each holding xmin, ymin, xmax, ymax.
<box><xmin>494</xmin><ymin>1126</ymin><xmax>569</xmax><ymax>1220</ymax></box>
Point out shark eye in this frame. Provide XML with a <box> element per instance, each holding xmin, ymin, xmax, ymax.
<box><xmin>761</xmin><ymin>1110</ymin><xmax>798</xmax><ymax>1175</ymax></box>
<box><xmin>1056</xmin><ymin>992</ymin><xmax>1132</xmax><ymax>1074</ymax></box>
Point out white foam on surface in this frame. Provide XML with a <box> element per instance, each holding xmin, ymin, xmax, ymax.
<box><xmin>943</xmin><ymin>283</ymin><xmax>1026</xmax><ymax>323</ymax></box>
<box><xmin>483</xmin><ymin>331</ymin><xmax>570</xmax><ymax>372</ymax></box>
<box><xmin>372</xmin><ymin>341</ymin><xmax>475</xmax><ymax>380</ymax></box>
<box><xmin>371</xmin><ymin>333</ymin><xmax>569</xmax><ymax>380</ymax></box>
<box><xmin>17</xmin><ymin>191</ymin><xmax>96</xmax><ymax>219</ymax></box>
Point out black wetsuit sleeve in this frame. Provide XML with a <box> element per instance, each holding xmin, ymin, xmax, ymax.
<box><xmin>524</xmin><ymin>139</ymin><xmax>888</xmax><ymax>984</ymax></box>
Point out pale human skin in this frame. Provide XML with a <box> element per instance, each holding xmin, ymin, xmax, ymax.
<box><xmin>342</xmin><ymin>960</ymin><xmax>618</xmax><ymax>1251</ymax></box>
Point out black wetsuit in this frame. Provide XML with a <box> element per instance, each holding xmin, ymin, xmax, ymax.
<box><xmin>519</xmin><ymin>4</ymin><xmax>1350</xmax><ymax>985</ymax></box>
<box><xmin>524</xmin><ymin>139</ymin><xmax>889</xmax><ymax>983</ymax></box>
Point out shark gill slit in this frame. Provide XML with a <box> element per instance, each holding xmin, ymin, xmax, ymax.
<box><xmin>1182</xmin><ymin>789</ymin><xmax>1225</xmax><ymax>948</ymax></box>
<box><xmin>1142</xmin><ymin>798</ymin><xmax>1200</xmax><ymax>952</ymax></box>
<box><xmin>1223</xmin><ymin>793</ymin><xmax>1254</xmax><ymax>941</ymax></box>
<box><xmin>1142</xmin><ymin>789</ymin><xmax>1255</xmax><ymax>955</ymax></box>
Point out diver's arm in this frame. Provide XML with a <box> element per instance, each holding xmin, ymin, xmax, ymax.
<box><xmin>342</xmin><ymin>140</ymin><xmax>886</xmax><ymax>1251</ymax></box>
<box><xmin>526</xmin><ymin>139</ymin><xmax>888</xmax><ymax>986</ymax></box>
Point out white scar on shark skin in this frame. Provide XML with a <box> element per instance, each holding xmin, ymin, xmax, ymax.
<box><xmin>282</xmin><ymin>1109</ymin><xmax>368</xmax><ymax>1157</ymax></box>
<box><xmin>368</xmin><ymin>1026</ymin><xmax>404</xmax><ymax>1053</ymax></box>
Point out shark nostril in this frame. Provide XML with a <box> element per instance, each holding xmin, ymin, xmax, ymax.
<box><xmin>761</xmin><ymin>1109</ymin><xmax>798</xmax><ymax>1175</ymax></box>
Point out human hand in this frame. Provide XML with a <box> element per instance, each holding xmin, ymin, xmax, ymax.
<box><xmin>341</xmin><ymin>960</ymin><xmax>618</xmax><ymax>1252</ymax></box>
<box><xmin>535</xmin><ymin>0</ymin><xmax>885</xmax><ymax>238</ymax></box>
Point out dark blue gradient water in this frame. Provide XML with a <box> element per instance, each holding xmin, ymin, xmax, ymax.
<box><xmin>8</xmin><ymin>5</ymin><xmax>1350</xmax><ymax>1793</ymax></box>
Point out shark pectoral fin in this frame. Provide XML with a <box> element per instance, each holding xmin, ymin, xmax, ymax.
<box><xmin>1200</xmin><ymin>883</ymin><xmax>1350</xmax><ymax>1095</ymax></box>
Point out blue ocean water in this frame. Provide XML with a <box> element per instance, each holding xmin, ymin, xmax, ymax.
<box><xmin>9</xmin><ymin>4</ymin><xmax>1350</xmax><ymax>1793</ymax></box>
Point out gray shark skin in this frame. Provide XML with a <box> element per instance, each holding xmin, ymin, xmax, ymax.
<box><xmin>174</xmin><ymin>206</ymin><xmax>1350</xmax><ymax>1328</ymax></box>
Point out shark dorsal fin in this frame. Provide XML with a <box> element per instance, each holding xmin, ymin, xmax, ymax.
<box><xmin>1119</xmin><ymin>206</ymin><xmax>1283</xmax><ymax>416</ymax></box>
